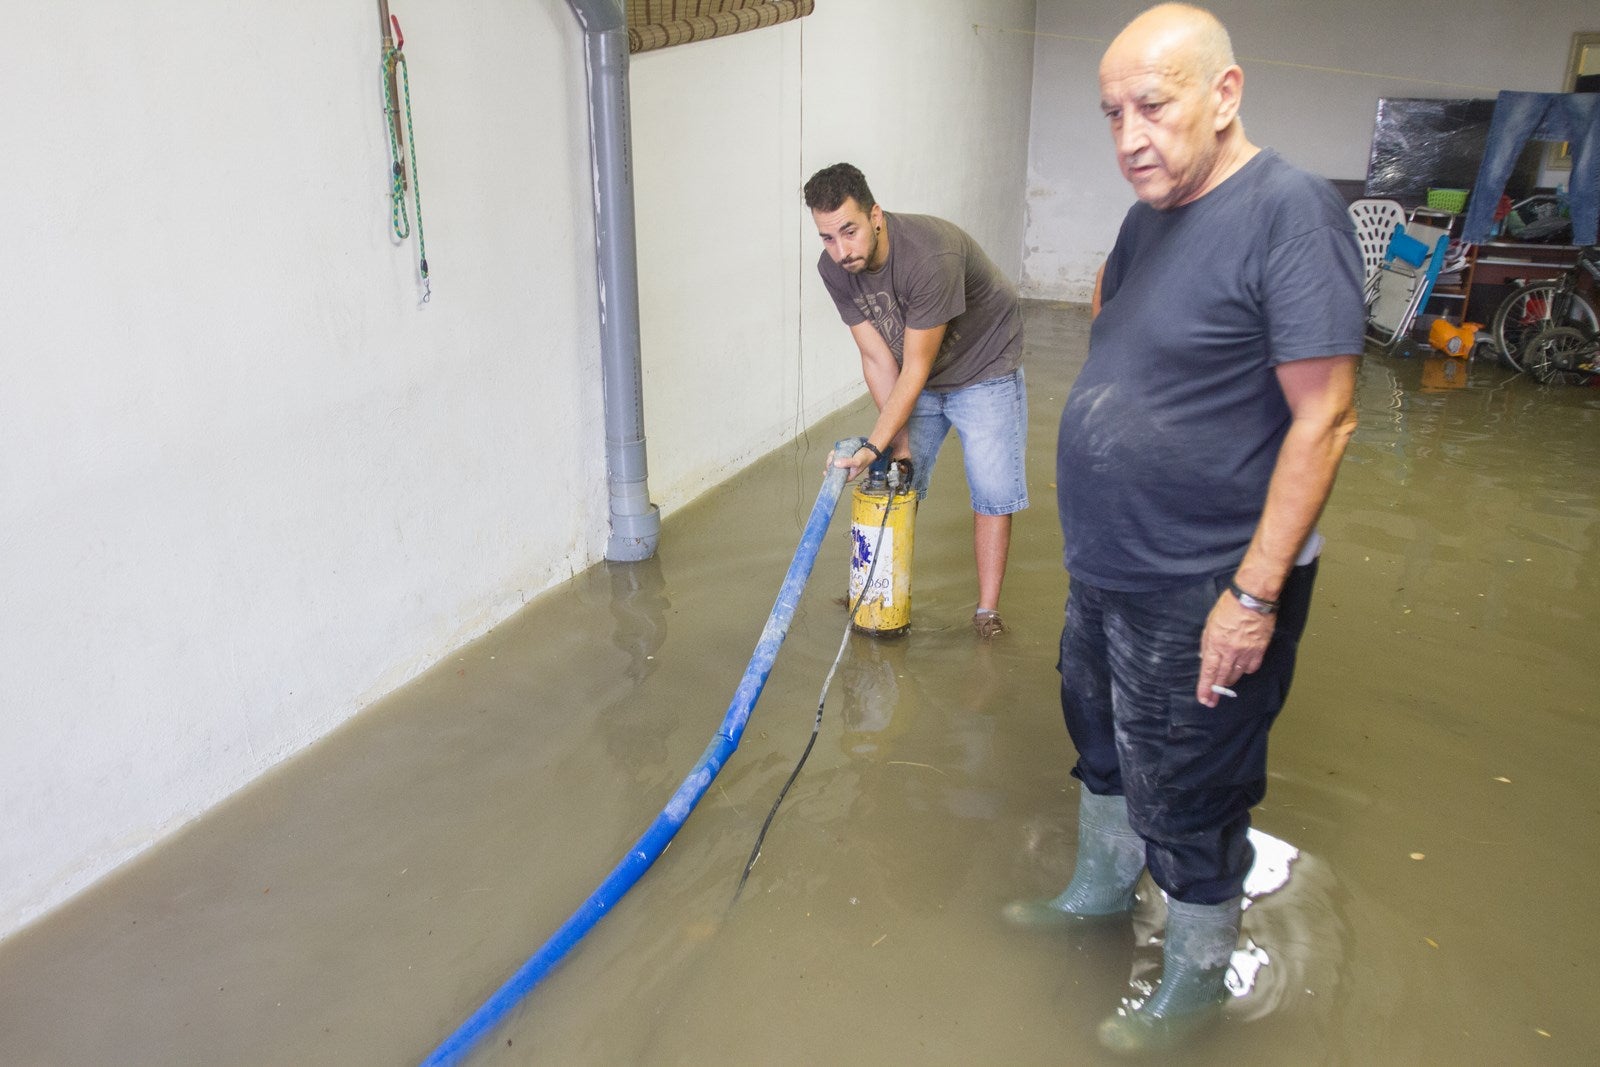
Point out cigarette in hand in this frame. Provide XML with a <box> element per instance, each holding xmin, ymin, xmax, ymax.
<box><xmin>1210</xmin><ymin>684</ymin><xmax>1238</xmax><ymax>699</ymax></box>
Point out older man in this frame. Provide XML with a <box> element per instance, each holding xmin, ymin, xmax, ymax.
<box><xmin>1007</xmin><ymin>4</ymin><xmax>1363</xmax><ymax>1051</ymax></box>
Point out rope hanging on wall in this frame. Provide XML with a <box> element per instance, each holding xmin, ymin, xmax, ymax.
<box><xmin>382</xmin><ymin>15</ymin><xmax>431</xmax><ymax>303</ymax></box>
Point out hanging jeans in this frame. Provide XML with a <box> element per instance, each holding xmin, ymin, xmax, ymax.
<box><xmin>1463</xmin><ymin>92</ymin><xmax>1600</xmax><ymax>246</ymax></box>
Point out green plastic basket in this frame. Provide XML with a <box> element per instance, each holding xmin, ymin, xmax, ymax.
<box><xmin>1427</xmin><ymin>188</ymin><xmax>1469</xmax><ymax>213</ymax></box>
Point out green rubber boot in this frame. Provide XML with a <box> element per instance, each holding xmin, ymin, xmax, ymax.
<box><xmin>1003</xmin><ymin>784</ymin><xmax>1145</xmax><ymax>926</ymax></box>
<box><xmin>1097</xmin><ymin>895</ymin><xmax>1243</xmax><ymax>1054</ymax></box>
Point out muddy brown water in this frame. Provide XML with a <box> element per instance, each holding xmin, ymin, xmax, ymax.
<box><xmin>2</xmin><ymin>302</ymin><xmax>1596</xmax><ymax>1065</ymax></box>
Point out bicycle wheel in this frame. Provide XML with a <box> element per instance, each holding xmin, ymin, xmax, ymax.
<box><xmin>1519</xmin><ymin>325</ymin><xmax>1599</xmax><ymax>386</ymax></box>
<box><xmin>1491</xmin><ymin>282</ymin><xmax>1600</xmax><ymax>371</ymax></box>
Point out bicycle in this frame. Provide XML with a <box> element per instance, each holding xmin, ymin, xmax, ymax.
<box><xmin>1489</xmin><ymin>245</ymin><xmax>1600</xmax><ymax>373</ymax></box>
<box><xmin>1517</xmin><ymin>322</ymin><xmax>1600</xmax><ymax>386</ymax></box>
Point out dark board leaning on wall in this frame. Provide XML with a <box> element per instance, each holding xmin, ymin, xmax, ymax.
<box><xmin>1365</xmin><ymin>98</ymin><xmax>1543</xmax><ymax>206</ymax></box>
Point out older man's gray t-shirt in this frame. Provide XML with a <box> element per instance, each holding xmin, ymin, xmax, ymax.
<box><xmin>1056</xmin><ymin>150</ymin><xmax>1365</xmax><ymax>592</ymax></box>
<box><xmin>818</xmin><ymin>212</ymin><xmax>1022</xmax><ymax>392</ymax></box>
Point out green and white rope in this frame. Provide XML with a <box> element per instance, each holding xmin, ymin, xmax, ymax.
<box><xmin>383</xmin><ymin>46</ymin><xmax>431</xmax><ymax>302</ymax></box>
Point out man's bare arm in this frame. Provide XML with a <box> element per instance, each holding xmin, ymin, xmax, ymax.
<box><xmin>835</xmin><ymin>321</ymin><xmax>946</xmax><ymax>479</ymax></box>
<box><xmin>1195</xmin><ymin>353</ymin><xmax>1359</xmax><ymax>706</ymax></box>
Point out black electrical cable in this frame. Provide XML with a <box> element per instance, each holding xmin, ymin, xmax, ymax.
<box><xmin>732</xmin><ymin>470</ymin><xmax>905</xmax><ymax>903</ymax></box>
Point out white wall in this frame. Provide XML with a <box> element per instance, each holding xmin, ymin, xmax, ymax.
<box><xmin>0</xmin><ymin>1</ymin><xmax>1037</xmax><ymax>938</ymax></box>
<box><xmin>802</xmin><ymin>1</ymin><xmax>1039</xmax><ymax>292</ymax></box>
<box><xmin>0</xmin><ymin>0</ymin><xmax>606</xmax><ymax>937</ymax></box>
<box><xmin>1022</xmin><ymin>0</ymin><xmax>1591</xmax><ymax>302</ymax></box>
<box><xmin>629</xmin><ymin>25</ymin><xmax>820</xmax><ymax>505</ymax></box>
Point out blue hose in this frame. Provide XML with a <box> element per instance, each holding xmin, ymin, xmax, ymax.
<box><xmin>422</xmin><ymin>439</ymin><xmax>861</xmax><ymax>1066</ymax></box>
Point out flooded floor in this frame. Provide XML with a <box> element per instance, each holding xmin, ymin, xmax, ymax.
<box><xmin>2</xmin><ymin>301</ymin><xmax>1597</xmax><ymax>1065</ymax></box>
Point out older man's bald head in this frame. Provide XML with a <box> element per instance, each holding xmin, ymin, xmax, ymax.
<box><xmin>1101</xmin><ymin>3</ymin><xmax>1236</xmax><ymax>90</ymax></box>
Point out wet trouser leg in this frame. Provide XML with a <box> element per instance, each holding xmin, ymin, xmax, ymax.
<box><xmin>1058</xmin><ymin>562</ymin><xmax>1317</xmax><ymax>904</ymax></box>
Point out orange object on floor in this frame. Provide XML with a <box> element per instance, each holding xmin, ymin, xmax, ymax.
<box><xmin>1428</xmin><ymin>319</ymin><xmax>1480</xmax><ymax>358</ymax></box>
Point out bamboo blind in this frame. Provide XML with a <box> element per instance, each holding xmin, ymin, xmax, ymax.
<box><xmin>627</xmin><ymin>0</ymin><xmax>815</xmax><ymax>53</ymax></box>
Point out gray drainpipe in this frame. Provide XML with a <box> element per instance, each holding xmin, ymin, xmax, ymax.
<box><xmin>566</xmin><ymin>0</ymin><xmax>660</xmax><ymax>561</ymax></box>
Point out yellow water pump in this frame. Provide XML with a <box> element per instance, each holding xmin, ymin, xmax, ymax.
<box><xmin>847</xmin><ymin>469</ymin><xmax>917</xmax><ymax>637</ymax></box>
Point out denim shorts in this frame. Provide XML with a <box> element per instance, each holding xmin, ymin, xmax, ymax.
<box><xmin>906</xmin><ymin>367</ymin><xmax>1029</xmax><ymax>515</ymax></box>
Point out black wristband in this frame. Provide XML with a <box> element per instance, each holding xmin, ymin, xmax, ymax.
<box><xmin>1227</xmin><ymin>578</ymin><xmax>1278</xmax><ymax>615</ymax></box>
<box><xmin>859</xmin><ymin>441</ymin><xmax>883</xmax><ymax>460</ymax></box>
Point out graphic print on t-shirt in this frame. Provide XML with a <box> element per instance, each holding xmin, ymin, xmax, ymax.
<box><xmin>855</xmin><ymin>291</ymin><xmax>905</xmax><ymax>356</ymax></box>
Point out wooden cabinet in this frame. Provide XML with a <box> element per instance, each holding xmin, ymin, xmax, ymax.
<box><xmin>1409</xmin><ymin>202</ymin><xmax>1583</xmax><ymax>325</ymax></box>
<box><xmin>1459</xmin><ymin>242</ymin><xmax>1584</xmax><ymax>323</ymax></box>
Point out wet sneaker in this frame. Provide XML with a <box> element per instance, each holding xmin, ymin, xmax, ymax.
<box><xmin>973</xmin><ymin>609</ymin><xmax>1005</xmax><ymax>638</ymax></box>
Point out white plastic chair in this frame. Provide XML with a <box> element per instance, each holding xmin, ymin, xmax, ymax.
<box><xmin>1347</xmin><ymin>199</ymin><xmax>1407</xmax><ymax>287</ymax></box>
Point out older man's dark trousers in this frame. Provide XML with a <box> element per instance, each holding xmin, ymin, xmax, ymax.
<box><xmin>1058</xmin><ymin>561</ymin><xmax>1318</xmax><ymax>905</ymax></box>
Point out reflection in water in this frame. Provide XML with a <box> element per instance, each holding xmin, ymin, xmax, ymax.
<box><xmin>1241</xmin><ymin>828</ymin><xmax>1299</xmax><ymax>899</ymax></box>
<box><xmin>600</xmin><ymin>554</ymin><xmax>675</xmax><ymax>781</ymax></box>
<box><xmin>1226</xmin><ymin>841</ymin><xmax>1345</xmax><ymax>1026</ymax></box>
<box><xmin>606</xmin><ymin>555</ymin><xmax>670</xmax><ymax>684</ymax></box>
<box><xmin>839</xmin><ymin>636</ymin><xmax>905</xmax><ymax>744</ymax></box>
<box><xmin>1227</xmin><ymin>829</ymin><xmax>1345</xmax><ymax>1033</ymax></box>
<box><xmin>1420</xmin><ymin>355</ymin><xmax>1468</xmax><ymax>392</ymax></box>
